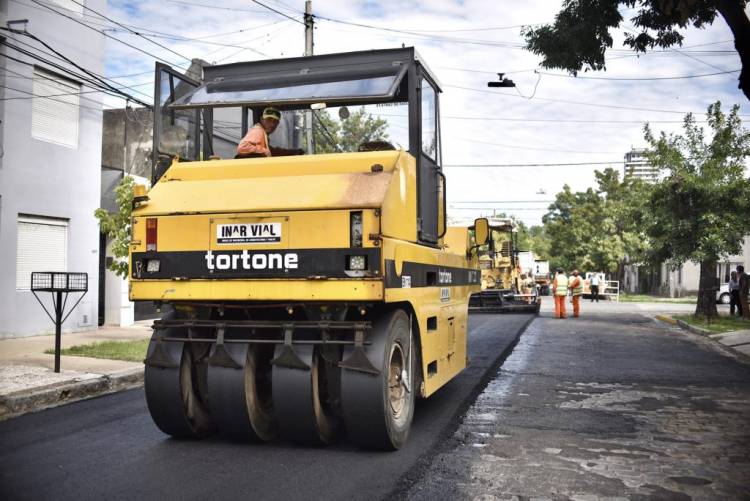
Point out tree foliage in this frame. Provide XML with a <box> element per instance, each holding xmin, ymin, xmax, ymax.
<box><xmin>523</xmin><ymin>0</ymin><xmax>750</xmax><ymax>101</ymax></box>
<box><xmin>643</xmin><ymin>101</ymin><xmax>750</xmax><ymax>316</ymax></box>
<box><xmin>312</xmin><ymin>108</ymin><xmax>390</xmax><ymax>154</ymax></box>
<box><xmin>94</xmin><ymin>176</ymin><xmax>135</xmax><ymax>279</ymax></box>
<box><xmin>542</xmin><ymin>168</ymin><xmax>651</xmax><ymax>277</ymax></box>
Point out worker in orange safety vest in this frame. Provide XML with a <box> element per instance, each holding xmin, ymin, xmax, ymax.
<box><xmin>552</xmin><ymin>268</ymin><xmax>568</xmax><ymax>319</ymax></box>
<box><xmin>569</xmin><ymin>270</ymin><xmax>583</xmax><ymax>318</ymax></box>
<box><xmin>236</xmin><ymin>107</ymin><xmax>304</xmax><ymax>158</ymax></box>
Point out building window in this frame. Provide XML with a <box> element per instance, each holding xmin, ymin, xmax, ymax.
<box><xmin>31</xmin><ymin>67</ymin><xmax>80</xmax><ymax>148</ymax></box>
<box><xmin>16</xmin><ymin>215</ymin><xmax>68</xmax><ymax>290</ymax></box>
<box><xmin>47</xmin><ymin>0</ymin><xmax>84</xmax><ymax>15</ymax></box>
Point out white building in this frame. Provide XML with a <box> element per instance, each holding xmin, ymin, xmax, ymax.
<box><xmin>624</xmin><ymin>237</ymin><xmax>750</xmax><ymax>297</ymax></box>
<box><xmin>623</xmin><ymin>148</ymin><xmax>659</xmax><ymax>183</ymax></box>
<box><xmin>0</xmin><ymin>1</ymin><xmax>106</xmax><ymax>338</ymax></box>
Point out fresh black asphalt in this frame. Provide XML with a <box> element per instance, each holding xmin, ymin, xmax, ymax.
<box><xmin>0</xmin><ymin>314</ymin><xmax>533</xmax><ymax>501</ymax></box>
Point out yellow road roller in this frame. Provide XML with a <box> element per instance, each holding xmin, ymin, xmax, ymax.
<box><xmin>451</xmin><ymin>218</ymin><xmax>540</xmax><ymax>314</ymax></box>
<box><xmin>129</xmin><ymin>48</ymin><xmax>488</xmax><ymax>450</ymax></box>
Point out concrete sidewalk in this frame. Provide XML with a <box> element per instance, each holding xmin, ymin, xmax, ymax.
<box><xmin>0</xmin><ymin>323</ymin><xmax>152</xmax><ymax>420</ymax></box>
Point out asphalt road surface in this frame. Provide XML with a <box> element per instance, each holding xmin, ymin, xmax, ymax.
<box><xmin>0</xmin><ymin>314</ymin><xmax>533</xmax><ymax>501</ymax></box>
<box><xmin>405</xmin><ymin>302</ymin><xmax>750</xmax><ymax>499</ymax></box>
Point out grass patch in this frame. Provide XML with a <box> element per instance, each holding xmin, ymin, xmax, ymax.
<box><xmin>673</xmin><ymin>314</ymin><xmax>749</xmax><ymax>333</ymax></box>
<box><xmin>45</xmin><ymin>339</ymin><xmax>149</xmax><ymax>362</ymax></box>
<box><xmin>620</xmin><ymin>294</ymin><xmax>697</xmax><ymax>304</ymax></box>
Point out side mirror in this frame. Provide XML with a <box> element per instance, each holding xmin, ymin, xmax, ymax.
<box><xmin>474</xmin><ymin>218</ymin><xmax>489</xmax><ymax>246</ymax></box>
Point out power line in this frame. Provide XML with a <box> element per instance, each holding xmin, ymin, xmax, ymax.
<box><xmin>449</xmin><ymin>207</ymin><xmax>550</xmax><ymax>211</ymax></box>
<box><xmin>451</xmin><ymin>200</ymin><xmax>555</xmax><ymax>203</ymax></box>
<box><xmin>451</xmin><ymin>135</ymin><xmax>619</xmax><ymax>154</ymax></box>
<box><xmin>537</xmin><ymin>69</ymin><xmax>740</xmax><ymax>81</ymax></box>
<box><xmin>29</xmin><ymin>0</ymin><xmax>189</xmax><ymax>70</ymax></box>
<box><xmin>251</xmin><ymin>0</ymin><xmax>305</xmax><ymax>25</ymax></box>
<box><xmin>167</xmin><ymin>0</ymin><xmax>266</xmax><ymax>12</ymax></box>
<box><xmin>0</xmin><ymin>64</ymin><xmax>130</xmax><ymax>104</ymax></box>
<box><xmin>398</xmin><ymin>24</ymin><xmax>544</xmax><ymax>33</ymax></box>
<box><xmin>1</xmin><ymin>33</ymin><xmax>154</xmax><ymax>100</ymax></box>
<box><xmin>67</xmin><ymin>0</ymin><xmax>193</xmax><ymax>63</ymax></box>
<box><xmin>12</xmin><ymin>0</ymin><xmax>284</xmax><ymax>42</ymax></box>
<box><xmin>444</xmin><ymin>84</ymin><xmax>738</xmax><ymax>115</ymax></box>
<box><xmin>0</xmin><ymin>32</ymin><xmax>152</xmax><ymax>107</ymax></box>
<box><xmin>441</xmin><ymin>116</ymin><xmax>707</xmax><ymax>124</ymax></box>
<box><xmin>314</xmin><ymin>17</ymin><xmax>527</xmax><ymax>49</ymax></box>
<box><xmin>0</xmin><ymin>83</ymin><xmax>110</xmax><ymax>112</ymax></box>
<box><xmin>443</xmin><ymin>161</ymin><xmax>622</xmax><ymax>167</ymax></box>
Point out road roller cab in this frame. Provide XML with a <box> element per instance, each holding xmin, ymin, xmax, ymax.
<box><xmin>130</xmin><ymin>48</ymin><xmax>486</xmax><ymax>450</ymax></box>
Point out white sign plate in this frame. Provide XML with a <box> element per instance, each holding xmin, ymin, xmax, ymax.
<box><xmin>216</xmin><ymin>223</ymin><xmax>281</xmax><ymax>244</ymax></box>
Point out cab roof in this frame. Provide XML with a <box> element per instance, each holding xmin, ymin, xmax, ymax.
<box><xmin>169</xmin><ymin>47</ymin><xmax>440</xmax><ymax>110</ymax></box>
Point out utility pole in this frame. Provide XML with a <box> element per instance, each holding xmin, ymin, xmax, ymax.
<box><xmin>303</xmin><ymin>0</ymin><xmax>314</xmax><ymax>153</ymax></box>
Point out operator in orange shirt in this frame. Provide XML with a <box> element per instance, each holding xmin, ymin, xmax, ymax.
<box><xmin>236</xmin><ymin>107</ymin><xmax>304</xmax><ymax>158</ymax></box>
<box><xmin>569</xmin><ymin>270</ymin><xmax>583</xmax><ymax>318</ymax></box>
<box><xmin>552</xmin><ymin>268</ymin><xmax>568</xmax><ymax>319</ymax></box>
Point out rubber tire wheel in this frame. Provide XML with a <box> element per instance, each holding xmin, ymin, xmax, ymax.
<box><xmin>719</xmin><ymin>293</ymin><xmax>731</xmax><ymax>305</ymax></box>
<box><xmin>272</xmin><ymin>345</ymin><xmax>341</xmax><ymax>445</ymax></box>
<box><xmin>341</xmin><ymin>309</ymin><xmax>416</xmax><ymax>450</ymax></box>
<box><xmin>144</xmin><ymin>321</ymin><xmax>214</xmax><ymax>439</ymax></box>
<box><xmin>207</xmin><ymin>344</ymin><xmax>278</xmax><ymax>442</ymax></box>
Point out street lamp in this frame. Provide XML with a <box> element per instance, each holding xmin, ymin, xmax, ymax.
<box><xmin>487</xmin><ymin>73</ymin><xmax>516</xmax><ymax>88</ymax></box>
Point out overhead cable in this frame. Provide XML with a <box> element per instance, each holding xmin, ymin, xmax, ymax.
<box><xmin>0</xmin><ymin>34</ymin><xmax>154</xmax><ymax>100</ymax></box>
<box><xmin>29</xmin><ymin>0</ymin><xmax>189</xmax><ymax>70</ymax></box>
<box><xmin>0</xmin><ymin>31</ymin><xmax>152</xmax><ymax>107</ymax></box>
<box><xmin>443</xmin><ymin>161</ymin><xmax>622</xmax><ymax>167</ymax></box>
<box><xmin>537</xmin><ymin>69</ymin><xmax>740</xmax><ymax>81</ymax></box>
<box><xmin>250</xmin><ymin>0</ymin><xmax>305</xmax><ymax>25</ymax></box>
<box><xmin>67</xmin><ymin>0</ymin><xmax>193</xmax><ymax>62</ymax></box>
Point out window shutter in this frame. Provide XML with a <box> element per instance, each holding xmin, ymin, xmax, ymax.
<box><xmin>32</xmin><ymin>67</ymin><xmax>80</xmax><ymax>148</ymax></box>
<box><xmin>16</xmin><ymin>216</ymin><xmax>69</xmax><ymax>290</ymax></box>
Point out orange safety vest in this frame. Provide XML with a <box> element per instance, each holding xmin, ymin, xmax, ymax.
<box><xmin>237</xmin><ymin>124</ymin><xmax>270</xmax><ymax>156</ymax></box>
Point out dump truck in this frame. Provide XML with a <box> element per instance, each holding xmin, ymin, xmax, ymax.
<box><xmin>465</xmin><ymin>218</ymin><xmax>540</xmax><ymax>314</ymax></box>
<box><xmin>129</xmin><ymin>48</ymin><xmax>488</xmax><ymax>450</ymax></box>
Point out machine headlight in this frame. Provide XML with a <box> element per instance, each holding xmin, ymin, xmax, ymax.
<box><xmin>347</xmin><ymin>255</ymin><xmax>367</xmax><ymax>271</ymax></box>
<box><xmin>146</xmin><ymin>259</ymin><xmax>161</xmax><ymax>273</ymax></box>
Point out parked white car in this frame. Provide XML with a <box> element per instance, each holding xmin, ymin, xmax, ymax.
<box><xmin>717</xmin><ymin>283</ymin><xmax>731</xmax><ymax>304</ymax></box>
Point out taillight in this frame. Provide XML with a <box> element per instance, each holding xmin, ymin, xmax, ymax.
<box><xmin>146</xmin><ymin>218</ymin><xmax>157</xmax><ymax>251</ymax></box>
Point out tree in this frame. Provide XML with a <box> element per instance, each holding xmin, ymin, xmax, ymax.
<box><xmin>542</xmin><ymin>168</ymin><xmax>651</xmax><ymax>278</ymax></box>
<box><xmin>94</xmin><ymin>176</ymin><xmax>135</xmax><ymax>279</ymax></box>
<box><xmin>311</xmin><ymin>108</ymin><xmax>390</xmax><ymax>153</ymax></box>
<box><xmin>644</xmin><ymin>101</ymin><xmax>750</xmax><ymax>317</ymax></box>
<box><xmin>527</xmin><ymin>225</ymin><xmax>552</xmax><ymax>261</ymax></box>
<box><xmin>523</xmin><ymin>1</ymin><xmax>750</xmax><ymax>102</ymax></box>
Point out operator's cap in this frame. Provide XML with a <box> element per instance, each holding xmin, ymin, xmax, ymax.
<box><xmin>262</xmin><ymin>107</ymin><xmax>281</xmax><ymax>121</ymax></box>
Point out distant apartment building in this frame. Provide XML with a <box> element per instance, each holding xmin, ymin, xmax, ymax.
<box><xmin>0</xmin><ymin>1</ymin><xmax>106</xmax><ymax>338</ymax></box>
<box><xmin>623</xmin><ymin>148</ymin><xmax>659</xmax><ymax>182</ymax></box>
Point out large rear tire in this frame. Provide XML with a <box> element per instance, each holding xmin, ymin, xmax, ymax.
<box><xmin>144</xmin><ymin>321</ymin><xmax>213</xmax><ymax>438</ymax></box>
<box><xmin>272</xmin><ymin>345</ymin><xmax>341</xmax><ymax>445</ymax></box>
<box><xmin>340</xmin><ymin>309</ymin><xmax>416</xmax><ymax>450</ymax></box>
<box><xmin>207</xmin><ymin>343</ymin><xmax>278</xmax><ymax>441</ymax></box>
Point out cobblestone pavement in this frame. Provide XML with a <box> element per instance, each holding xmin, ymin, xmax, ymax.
<box><xmin>404</xmin><ymin>305</ymin><xmax>750</xmax><ymax>500</ymax></box>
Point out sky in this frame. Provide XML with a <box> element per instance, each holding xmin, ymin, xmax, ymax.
<box><xmin>96</xmin><ymin>0</ymin><xmax>749</xmax><ymax>225</ymax></box>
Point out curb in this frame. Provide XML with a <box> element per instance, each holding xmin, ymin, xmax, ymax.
<box><xmin>664</xmin><ymin>316</ymin><xmax>750</xmax><ymax>365</ymax></box>
<box><xmin>675</xmin><ymin>318</ymin><xmax>713</xmax><ymax>336</ymax></box>
<box><xmin>654</xmin><ymin>314</ymin><xmax>678</xmax><ymax>326</ymax></box>
<box><xmin>0</xmin><ymin>367</ymin><xmax>143</xmax><ymax>421</ymax></box>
